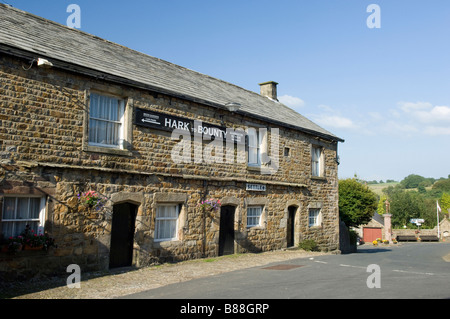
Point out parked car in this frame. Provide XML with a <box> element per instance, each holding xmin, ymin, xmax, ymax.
<box><xmin>356</xmin><ymin>237</ymin><xmax>364</xmax><ymax>245</ymax></box>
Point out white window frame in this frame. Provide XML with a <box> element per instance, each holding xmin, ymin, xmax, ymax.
<box><xmin>311</xmin><ymin>146</ymin><xmax>323</xmax><ymax>177</ymax></box>
<box><xmin>247</xmin><ymin>206</ymin><xmax>263</xmax><ymax>228</ymax></box>
<box><xmin>308</xmin><ymin>208</ymin><xmax>322</xmax><ymax>227</ymax></box>
<box><xmin>155</xmin><ymin>204</ymin><xmax>180</xmax><ymax>242</ymax></box>
<box><xmin>88</xmin><ymin>92</ymin><xmax>125</xmax><ymax>149</ymax></box>
<box><xmin>1</xmin><ymin>196</ymin><xmax>46</xmax><ymax>238</ymax></box>
<box><xmin>247</xmin><ymin>127</ymin><xmax>261</xmax><ymax>167</ymax></box>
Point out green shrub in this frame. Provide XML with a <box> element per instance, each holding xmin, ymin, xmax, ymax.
<box><xmin>349</xmin><ymin>229</ymin><xmax>358</xmax><ymax>245</ymax></box>
<box><xmin>298</xmin><ymin>239</ymin><xmax>318</xmax><ymax>251</ymax></box>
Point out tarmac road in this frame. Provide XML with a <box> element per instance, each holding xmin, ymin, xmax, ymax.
<box><xmin>122</xmin><ymin>242</ymin><xmax>450</xmax><ymax>299</ymax></box>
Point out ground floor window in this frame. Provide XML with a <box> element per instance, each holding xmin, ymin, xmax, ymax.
<box><xmin>1</xmin><ymin>196</ymin><xmax>46</xmax><ymax>238</ymax></box>
<box><xmin>247</xmin><ymin>206</ymin><xmax>263</xmax><ymax>227</ymax></box>
<box><xmin>155</xmin><ymin>204</ymin><xmax>179</xmax><ymax>241</ymax></box>
<box><xmin>308</xmin><ymin>208</ymin><xmax>321</xmax><ymax>227</ymax></box>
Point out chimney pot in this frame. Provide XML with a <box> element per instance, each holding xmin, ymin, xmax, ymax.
<box><xmin>259</xmin><ymin>81</ymin><xmax>278</xmax><ymax>101</ymax></box>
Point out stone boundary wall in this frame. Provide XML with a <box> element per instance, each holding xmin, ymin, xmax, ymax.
<box><xmin>392</xmin><ymin>228</ymin><xmax>437</xmax><ymax>238</ymax></box>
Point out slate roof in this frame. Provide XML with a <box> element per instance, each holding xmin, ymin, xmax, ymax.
<box><xmin>0</xmin><ymin>4</ymin><xmax>343</xmax><ymax>142</ymax></box>
<box><xmin>371</xmin><ymin>212</ymin><xmax>385</xmax><ymax>226</ymax></box>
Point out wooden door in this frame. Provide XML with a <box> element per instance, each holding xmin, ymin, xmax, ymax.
<box><xmin>219</xmin><ymin>205</ymin><xmax>235</xmax><ymax>256</ymax></box>
<box><xmin>287</xmin><ymin>206</ymin><xmax>297</xmax><ymax>247</ymax></box>
<box><xmin>109</xmin><ymin>203</ymin><xmax>137</xmax><ymax>268</ymax></box>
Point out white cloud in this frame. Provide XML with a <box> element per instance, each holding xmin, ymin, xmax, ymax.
<box><xmin>398</xmin><ymin>101</ymin><xmax>450</xmax><ymax>122</ymax></box>
<box><xmin>314</xmin><ymin>115</ymin><xmax>358</xmax><ymax>129</ymax></box>
<box><xmin>414</xmin><ymin>105</ymin><xmax>450</xmax><ymax>123</ymax></box>
<box><xmin>395</xmin><ymin>101</ymin><xmax>450</xmax><ymax>135</ymax></box>
<box><xmin>308</xmin><ymin>104</ymin><xmax>359</xmax><ymax>130</ymax></box>
<box><xmin>317</xmin><ymin>104</ymin><xmax>334</xmax><ymax>112</ymax></box>
<box><xmin>278</xmin><ymin>95</ymin><xmax>305</xmax><ymax>108</ymax></box>
<box><xmin>382</xmin><ymin>121</ymin><xmax>418</xmax><ymax>134</ymax></box>
<box><xmin>368</xmin><ymin>112</ymin><xmax>383</xmax><ymax>121</ymax></box>
<box><xmin>398</xmin><ymin>101</ymin><xmax>432</xmax><ymax>113</ymax></box>
<box><xmin>306</xmin><ymin>100</ymin><xmax>450</xmax><ymax>137</ymax></box>
<box><xmin>423</xmin><ymin>126</ymin><xmax>450</xmax><ymax>136</ymax></box>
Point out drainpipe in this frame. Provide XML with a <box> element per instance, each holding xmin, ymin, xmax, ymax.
<box><xmin>202</xmin><ymin>180</ymin><xmax>208</xmax><ymax>258</ymax></box>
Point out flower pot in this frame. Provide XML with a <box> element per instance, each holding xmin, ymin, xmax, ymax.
<box><xmin>24</xmin><ymin>245</ymin><xmax>43</xmax><ymax>251</ymax></box>
<box><xmin>2</xmin><ymin>244</ymin><xmax>22</xmax><ymax>254</ymax></box>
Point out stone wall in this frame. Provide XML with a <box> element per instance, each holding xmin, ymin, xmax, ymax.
<box><xmin>0</xmin><ymin>54</ymin><xmax>340</xmax><ymax>279</ymax></box>
<box><xmin>392</xmin><ymin>228</ymin><xmax>437</xmax><ymax>238</ymax></box>
<box><xmin>339</xmin><ymin>220</ymin><xmax>356</xmax><ymax>254</ymax></box>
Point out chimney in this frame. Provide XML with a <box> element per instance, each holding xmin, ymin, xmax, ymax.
<box><xmin>259</xmin><ymin>81</ymin><xmax>278</xmax><ymax>101</ymax></box>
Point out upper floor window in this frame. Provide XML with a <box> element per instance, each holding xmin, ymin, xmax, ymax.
<box><xmin>1</xmin><ymin>196</ymin><xmax>46</xmax><ymax>238</ymax></box>
<box><xmin>311</xmin><ymin>146</ymin><xmax>323</xmax><ymax>177</ymax></box>
<box><xmin>89</xmin><ymin>93</ymin><xmax>125</xmax><ymax>149</ymax></box>
<box><xmin>247</xmin><ymin>128</ymin><xmax>261</xmax><ymax>166</ymax></box>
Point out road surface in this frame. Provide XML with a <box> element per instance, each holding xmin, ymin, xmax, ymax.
<box><xmin>122</xmin><ymin>242</ymin><xmax>450</xmax><ymax>299</ymax></box>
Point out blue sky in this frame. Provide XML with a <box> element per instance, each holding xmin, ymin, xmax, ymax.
<box><xmin>4</xmin><ymin>0</ymin><xmax>450</xmax><ymax>182</ymax></box>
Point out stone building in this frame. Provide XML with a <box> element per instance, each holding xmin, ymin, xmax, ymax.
<box><xmin>0</xmin><ymin>5</ymin><xmax>344</xmax><ymax>279</ymax></box>
<box><xmin>354</xmin><ymin>212</ymin><xmax>385</xmax><ymax>243</ymax></box>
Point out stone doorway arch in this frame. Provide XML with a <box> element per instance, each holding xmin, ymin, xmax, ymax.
<box><xmin>285</xmin><ymin>200</ymin><xmax>301</xmax><ymax>248</ymax></box>
<box><xmin>105</xmin><ymin>192</ymin><xmax>144</xmax><ymax>269</ymax></box>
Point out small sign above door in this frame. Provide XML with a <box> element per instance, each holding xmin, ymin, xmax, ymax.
<box><xmin>246</xmin><ymin>183</ymin><xmax>266</xmax><ymax>192</ymax></box>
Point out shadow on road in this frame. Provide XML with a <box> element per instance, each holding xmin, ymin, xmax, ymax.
<box><xmin>356</xmin><ymin>246</ymin><xmax>392</xmax><ymax>253</ymax></box>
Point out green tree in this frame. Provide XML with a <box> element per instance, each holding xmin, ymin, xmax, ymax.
<box><xmin>400</xmin><ymin>174</ymin><xmax>426</xmax><ymax>189</ymax></box>
<box><xmin>339</xmin><ymin>178</ymin><xmax>378</xmax><ymax>228</ymax></box>
<box><xmin>389</xmin><ymin>189</ymin><xmax>437</xmax><ymax>228</ymax></box>
<box><xmin>377</xmin><ymin>195</ymin><xmax>387</xmax><ymax>216</ymax></box>
<box><xmin>389</xmin><ymin>190</ymin><xmax>421</xmax><ymax>228</ymax></box>
<box><xmin>433</xmin><ymin>179</ymin><xmax>450</xmax><ymax>193</ymax></box>
<box><xmin>440</xmin><ymin>193</ymin><xmax>450</xmax><ymax>217</ymax></box>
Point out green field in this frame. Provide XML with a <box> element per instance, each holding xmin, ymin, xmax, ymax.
<box><xmin>367</xmin><ymin>182</ymin><xmax>399</xmax><ymax>196</ymax></box>
<box><xmin>367</xmin><ymin>182</ymin><xmax>434</xmax><ymax>196</ymax></box>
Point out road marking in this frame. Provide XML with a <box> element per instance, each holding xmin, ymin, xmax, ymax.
<box><xmin>392</xmin><ymin>269</ymin><xmax>434</xmax><ymax>276</ymax></box>
<box><xmin>339</xmin><ymin>264</ymin><xmax>366</xmax><ymax>269</ymax></box>
<box><xmin>314</xmin><ymin>261</ymin><xmax>435</xmax><ymax>276</ymax></box>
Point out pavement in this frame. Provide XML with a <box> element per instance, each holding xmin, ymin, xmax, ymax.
<box><xmin>3</xmin><ymin>248</ymin><xmax>331</xmax><ymax>299</ymax></box>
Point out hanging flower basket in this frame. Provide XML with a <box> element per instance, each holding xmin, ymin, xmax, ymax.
<box><xmin>198</xmin><ymin>199</ymin><xmax>221</xmax><ymax>217</ymax></box>
<box><xmin>77</xmin><ymin>190</ymin><xmax>108</xmax><ymax>211</ymax></box>
<box><xmin>199</xmin><ymin>199</ymin><xmax>221</xmax><ymax>211</ymax></box>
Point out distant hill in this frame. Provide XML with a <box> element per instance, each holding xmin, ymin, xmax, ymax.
<box><xmin>367</xmin><ymin>182</ymin><xmax>399</xmax><ymax>196</ymax></box>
